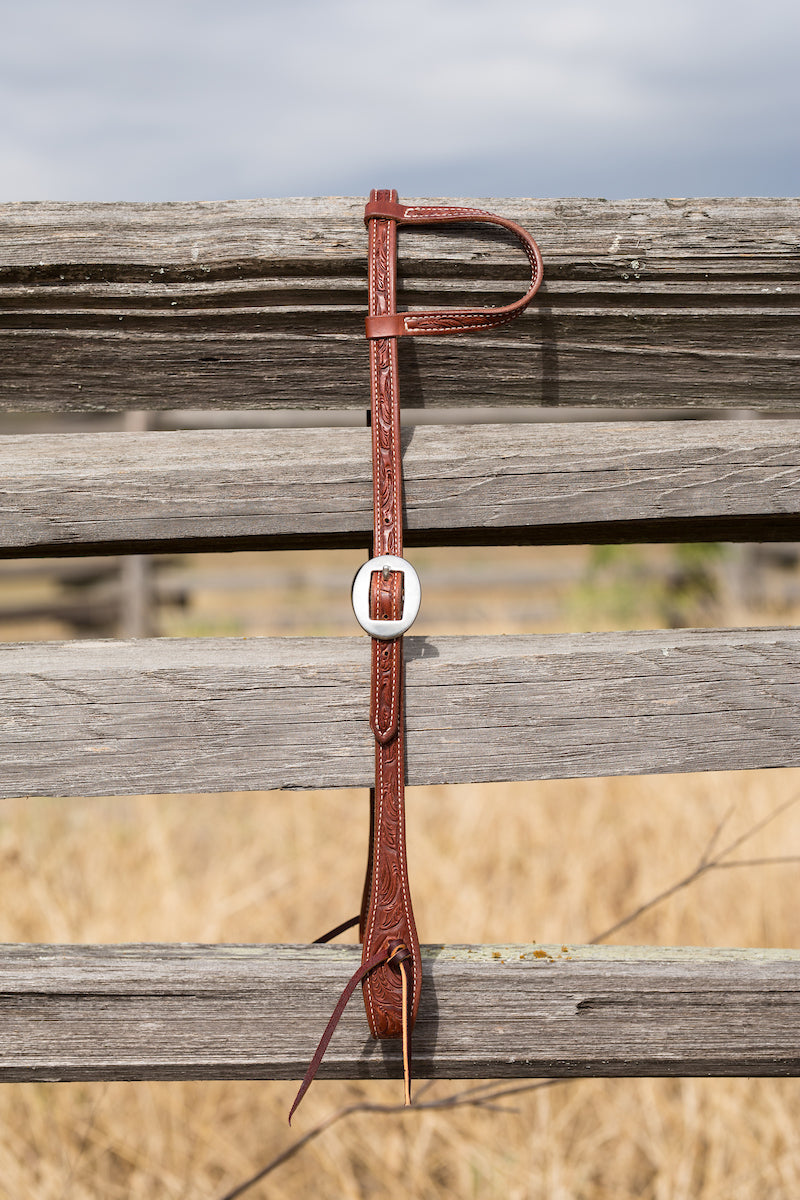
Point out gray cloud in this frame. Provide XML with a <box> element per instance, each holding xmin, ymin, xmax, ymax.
<box><xmin>1</xmin><ymin>0</ymin><xmax>797</xmax><ymax>200</ymax></box>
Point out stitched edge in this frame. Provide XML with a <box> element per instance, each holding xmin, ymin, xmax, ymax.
<box><xmin>365</xmin><ymin>732</ymin><xmax>417</xmax><ymax>1035</ymax></box>
<box><xmin>398</xmin><ymin>207</ymin><xmax>541</xmax><ymax>335</ymax></box>
<box><xmin>364</xmin><ymin>207</ymin><xmax>418</xmax><ymax>1033</ymax></box>
<box><xmin>371</xmin><ymin>634</ymin><xmax>399</xmax><ymax>742</ymax></box>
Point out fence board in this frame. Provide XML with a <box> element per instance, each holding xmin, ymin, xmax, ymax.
<box><xmin>2</xmin><ymin>198</ymin><xmax>798</xmax><ymax>412</ymax></box>
<box><xmin>2</xmin><ymin>627</ymin><xmax>800</xmax><ymax>797</ymax></box>
<box><xmin>0</xmin><ymin>943</ymin><xmax>797</xmax><ymax>1081</ymax></box>
<box><xmin>2</xmin><ymin>419</ymin><xmax>800</xmax><ymax>557</ymax></box>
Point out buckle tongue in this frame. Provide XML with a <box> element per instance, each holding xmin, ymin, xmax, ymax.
<box><xmin>351</xmin><ymin>555</ymin><xmax>421</xmax><ymax>640</ymax></box>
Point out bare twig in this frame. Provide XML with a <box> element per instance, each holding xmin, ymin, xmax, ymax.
<box><xmin>713</xmin><ymin>856</ymin><xmax>800</xmax><ymax>870</ymax></box>
<box><xmin>710</xmin><ymin>793</ymin><xmax>800</xmax><ymax>862</ymax></box>
<box><xmin>590</xmin><ymin>793</ymin><xmax>800</xmax><ymax>944</ymax></box>
<box><xmin>698</xmin><ymin>804</ymin><xmax>735</xmax><ymax>865</ymax></box>
<box><xmin>219</xmin><ymin>793</ymin><xmax>800</xmax><ymax>1199</ymax></box>
<box><xmin>217</xmin><ymin>1080</ymin><xmax>562</xmax><ymax>1200</ymax></box>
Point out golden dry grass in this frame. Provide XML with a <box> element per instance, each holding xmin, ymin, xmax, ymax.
<box><xmin>2</xmin><ymin>773</ymin><xmax>800</xmax><ymax>1198</ymax></box>
<box><xmin>0</xmin><ymin>544</ymin><xmax>799</xmax><ymax>1197</ymax></box>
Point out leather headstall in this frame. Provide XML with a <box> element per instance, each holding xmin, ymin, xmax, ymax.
<box><xmin>290</xmin><ymin>190</ymin><xmax>543</xmax><ymax>1122</ymax></box>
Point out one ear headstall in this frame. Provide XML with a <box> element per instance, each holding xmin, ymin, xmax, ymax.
<box><xmin>290</xmin><ymin>191</ymin><xmax>543</xmax><ymax>1122</ymax></box>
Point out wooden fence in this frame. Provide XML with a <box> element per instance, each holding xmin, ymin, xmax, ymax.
<box><xmin>0</xmin><ymin>196</ymin><xmax>799</xmax><ymax>1081</ymax></box>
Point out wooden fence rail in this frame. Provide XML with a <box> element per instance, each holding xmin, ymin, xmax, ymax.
<box><xmin>3</xmin><ymin>419</ymin><xmax>800</xmax><ymax>557</ymax></box>
<box><xmin>1</xmin><ymin>197</ymin><xmax>799</xmax><ymax>412</ymax></box>
<box><xmin>1</xmin><ymin>196</ymin><xmax>799</xmax><ymax>1082</ymax></box>
<box><xmin>0</xmin><ymin>944</ymin><xmax>797</xmax><ymax>1082</ymax></box>
<box><xmin>1</xmin><ymin>627</ymin><xmax>799</xmax><ymax>798</ymax></box>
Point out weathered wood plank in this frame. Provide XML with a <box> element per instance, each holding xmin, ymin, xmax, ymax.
<box><xmin>1</xmin><ymin>198</ymin><xmax>798</xmax><ymax>411</ymax></box>
<box><xmin>5</xmin><ymin>196</ymin><xmax>798</xmax><ymax>275</ymax></box>
<box><xmin>2</xmin><ymin>628</ymin><xmax>800</xmax><ymax>797</ymax></box>
<box><xmin>2</xmin><ymin>419</ymin><xmax>800</xmax><ymax>556</ymax></box>
<box><xmin>0</xmin><ymin>943</ymin><xmax>796</xmax><ymax>1081</ymax></box>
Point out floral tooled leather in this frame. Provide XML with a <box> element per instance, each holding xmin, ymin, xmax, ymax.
<box><xmin>362</xmin><ymin>189</ymin><xmax>421</xmax><ymax>1038</ymax></box>
<box><xmin>291</xmin><ymin>189</ymin><xmax>542</xmax><ymax>1123</ymax></box>
<box><xmin>360</xmin><ymin>190</ymin><xmax>543</xmax><ymax>1042</ymax></box>
<box><xmin>293</xmin><ymin>191</ymin><xmax>542</xmax><ymax>1118</ymax></box>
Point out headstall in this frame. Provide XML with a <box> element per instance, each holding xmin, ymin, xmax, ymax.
<box><xmin>290</xmin><ymin>190</ymin><xmax>543</xmax><ymax>1121</ymax></box>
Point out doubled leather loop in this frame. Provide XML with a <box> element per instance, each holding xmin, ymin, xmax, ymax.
<box><xmin>364</xmin><ymin>199</ymin><xmax>543</xmax><ymax>339</ymax></box>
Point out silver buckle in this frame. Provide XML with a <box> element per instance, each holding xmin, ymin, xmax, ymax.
<box><xmin>351</xmin><ymin>555</ymin><xmax>421</xmax><ymax>640</ymax></box>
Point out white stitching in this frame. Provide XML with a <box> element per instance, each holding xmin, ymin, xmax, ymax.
<box><xmin>372</xmin><ymin>636</ymin><xmax>399</xmax><ymax>741</ymax></box>
<box><xmin>407</xmin><ymin>312</ymin><xmax>518</xmax><ymax>335</ymax></box>
<box><xmin>365</xmin><ymin>206</ymin><xmax>417</xmax><ymax>1031</ymax></box>
<box><xmin>395</xmin><ymin>729</ymin><xmax>418</xmax><ymax>1011</ymax></box>
<box><xmin>364</xmin><ymin>737</ymin><xmax>418</xmax><ymax>1033</ymax></box>
<box><xmin>364</xmin><ymin>746</ymin><xmax>383</xmax><ymax>1031</ymax></box>
<box><xmin>398</xmin><ymin>206</ymin><xmax>541</xmax><ymax>333</ymax></box>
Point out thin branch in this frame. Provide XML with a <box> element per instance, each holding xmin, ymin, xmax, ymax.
<box><xmin>219</xmin><ymin>792</ymin><xmax>800</xmax><ymax>1199</ymax></box>
<box><xmin>712</xmin><ymin>856</ymin><xmax>800</xmax><ymax>870</ymax></box>
<box><xmin>590</xmin><ymin>867</ymin><xmax>710</xmax><ymax>944</ymax></box>
<box><xmin>217</xmin><ymin>1080</ymin><xmax>562</xmax><ymax>1200</ymax></box>
<box><xmin>217</xmin><ymin>1107</ymin><xmax>348</xmax><ymax>1200</ymax></box>
<box><xmin>591</xmin><ymin>793</ymin><xmax>800</xmax><ymax>944</ymax></box>
<box><xmin>712</xmin><ymin>792</ymin><xmax>800</xmax><ymax>863</ymax></box>
<box><xmin>409</xmin><ymin>1078</ymin><xmax>436</xmax><ymax>1102</ymax></box>
<box><xmin>698</xmin><ymin>804</ymin><xmax>735</xmax><ymax>866</ymax></box>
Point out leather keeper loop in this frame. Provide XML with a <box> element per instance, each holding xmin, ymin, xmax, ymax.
<box><xmin>364</xmin><ymin>197</ymin><xmax>407</xmax><ymax>223</ymax></box>
<box><xmin>365</xmin><ymin>313</ymin><xmax>406</xmax><ymax>340</ymax></box>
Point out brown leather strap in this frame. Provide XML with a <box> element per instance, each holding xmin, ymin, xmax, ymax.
<box><xmin>360</xmin><ymin>188</ymin><xmax>422</xmax><ymax>1041</ymax></box>
<box><xmin>364</xmin><ymin>199</ymin><xmax>543</xmax><ymax>339</ymax></box>
<box><xmin>289</xmin><ymin>941</ymin><xmax>410</xmax><ymax>1124</ymax></box>
<box><xmin>359</xmin><ymin>190</ymin><xmax>543</xmax><ymax>1041</ymax></box>
<box><xmin>293</xmin><ymin>190</ymin><xmax>543</xmax><ymax>1119</ymax></box>
<box><xmin>312</xmin><ymin>913</ymin><xmax>360</xmax><ymax>944</ymax></box>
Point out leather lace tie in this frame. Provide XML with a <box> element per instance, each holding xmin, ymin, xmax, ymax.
<box><xmin>290</xmin><ymin>190</ymin><xmax>543</xmax><ymax>1121</ymax></box>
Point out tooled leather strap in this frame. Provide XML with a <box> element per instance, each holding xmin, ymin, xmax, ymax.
<box><xmin>292</xmin><ymin>190</ymin><xmax>543</xmax><ymax>1119</ymax></box>
<box><xmin>360</xmin><ymin>190</ymin><xmax>543</xmax><ymax>1044</ymax></box>
<box><xmin>360</xmin><ymin>188</ymin><xmax>422</xmax><ymax>1041</ymax></box>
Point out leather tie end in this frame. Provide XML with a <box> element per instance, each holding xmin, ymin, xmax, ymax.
<box><xmin>386</xmin><ymin>940</ymin><xmax>412</xmax><ymax>970</ymax></box>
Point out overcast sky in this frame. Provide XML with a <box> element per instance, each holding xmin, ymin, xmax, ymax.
<box><xmin>2</xmin><ymin>0</ymin><xmax>798</xmax><ymax>201</ymax></box>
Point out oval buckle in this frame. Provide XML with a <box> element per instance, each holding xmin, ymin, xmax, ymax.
<box><xmin>351</xmin><ymin>555</ymin><xmax>421</xmax><ymax>640</ymax></box>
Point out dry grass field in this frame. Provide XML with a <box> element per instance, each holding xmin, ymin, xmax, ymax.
<box><xmin>1</xmin><ymin>543</ymin><xmax>799</xmax><ymax>1198</ymax></box>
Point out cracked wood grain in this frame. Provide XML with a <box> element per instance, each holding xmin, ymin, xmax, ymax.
<box><xmin>1</xmin><ymin>419</ymin><xmax>799</xmax><ymax>556</ymax></box>
<box><xmin>2</xmin><ymin>627</ymin><xmax>800</xmax><ymax>797</ymax></box>
<box><xmin>0</xmin><ymin>943</ymin><xmax>796</xmax><ymax>1080</ymax></box>
<box><xmin>1</xmin><ymin>197</ymin><xmax>798</xmax><ymax>411</ymax></box>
